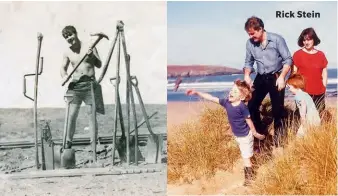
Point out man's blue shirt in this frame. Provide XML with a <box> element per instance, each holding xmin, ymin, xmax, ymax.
<box><xmin>244</xmin><ymin>32</ymin><xmax>293</xmax><ymax>74</ymax></box>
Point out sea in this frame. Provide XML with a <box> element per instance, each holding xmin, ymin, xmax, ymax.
<box><xmin>167</xmin><ymin>68</ymin><xmax>338</xmax><ymax>102</ymax></box>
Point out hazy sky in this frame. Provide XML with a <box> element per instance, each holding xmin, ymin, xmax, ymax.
<box><xmin>168</xmin><ymin>1</ymin><xmax>337</xmax><ymax>69</ymax></box>
<box><xmin>0</xmin><ymin>1</ymin><xmax>167</xmax><ymax>108</ymax></box>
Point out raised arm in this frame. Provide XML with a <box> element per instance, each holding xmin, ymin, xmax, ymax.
<box><xmin>88</xmin><ymin>47</ymin><xmax>102</xmax><ymax>68</ymax></box>
<box><xmin>186</xmin><ymin>89</ymin><xmax>219</xmax><ymax>104</ymax></box>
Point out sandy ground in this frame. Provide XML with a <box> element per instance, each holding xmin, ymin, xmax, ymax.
<box><xmin>167</xmin><ymin>101</ymin><xmax>218</xmax><ymax>126</ymax></box>
<box><xmin>0</xmin><ymin>168</ymin><xmax>167</xmax><ymax>196</ymax></box>
<box><xmin>0</xmin><ymin>104</ymin><xmax>167</xmax><ymax>196</ymax></box>
<box><xmin>0</xmin><ymin>137</ymin><xmax>167</xmax><ymax>196</ymax></box>
<box><xmin>0</xmin><ymin>143</ymin><xmax>168</xmax><ymax>196</ymax></box>
<box><xmin>167</xmin><ymin>160</ymin><xmax>250</xmax><ymax>195</ymax></box>
<box><xmin>167</xmin><ymin>97</ymin><xmax>337</xmax><ymax>195</ymax></box>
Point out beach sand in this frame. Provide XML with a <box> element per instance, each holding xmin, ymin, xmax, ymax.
<box><xmin>167</xmin><ymin>101</ymin><xmax>219</xmax><ymax>126</ymax></box>
<box><xmin>168</xmin><ymin>97</ymin><xmax>337</xmax><ymax>127</ymax></box>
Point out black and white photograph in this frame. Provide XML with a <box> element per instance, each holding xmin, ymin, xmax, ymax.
<box><xmin>0</xmin><ymin>1</ymin><xmax>167</xmax><ymax>195</ymax></box>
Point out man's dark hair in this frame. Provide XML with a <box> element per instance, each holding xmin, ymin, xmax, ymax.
<box><xmin>62</xmin><ymin>25</ymin><xmax>77</xmax><ymax>38</ymax></box>
<box><xmin>244</xmin><ymin>16</ymin><xmax>264</xmax><ymax>31</ymax></box>
<box><xmin>297</xmin><ymin>27</ymin><xmax>321</xmax><ymax>47</ymax></box>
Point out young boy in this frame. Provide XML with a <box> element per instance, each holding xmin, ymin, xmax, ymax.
<box><xmin>186</xmin><ymin>79</ymin><xmax>265</xmax><ymax>186</ymax></box>
<box><xmin>286</xmin><ymin>74</ymin><xmax>321</xmax><ymax>137</ymax></box>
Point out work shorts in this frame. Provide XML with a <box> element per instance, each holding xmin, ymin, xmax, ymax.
<box><xmin>65</xmin><ymin>76</ymin><xmax>105</xmax><ymax>115</ymax></box>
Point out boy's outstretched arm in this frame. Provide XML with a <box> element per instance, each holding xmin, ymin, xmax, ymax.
<box><xmin>246</xmin><ymin>117</ymin><xmax>265</xmax><ymax>140</ymax></box>
<box><xmin>186</xmin><ymin>89</ymin><xmax>219</xmax><ymax>103</ymax></box>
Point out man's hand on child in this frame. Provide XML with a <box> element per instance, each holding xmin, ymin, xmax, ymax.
<box><xmin>252</xmin><ymin>131</ymin><xmax>265</xmax><ymax>140</ymax></box>
<box><xmin>276</xmin><ymin>76</ymin><xmax>286</xmax><ymax>91</ymax></box>
<box><xmin>244</xmin><ymin>75</ymin><xmax>253</xmax><ymax>89</ymax></box>
<box><xmin>186</xmin><ymin>89</ymin><xmax>197</xmax><ymax>96</ymax></box>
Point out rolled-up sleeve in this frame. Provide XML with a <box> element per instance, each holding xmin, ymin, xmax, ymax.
<box><xmin>277</xmin><ymin>37</ymin><xmax>293</xmax><ymax>66</ymax></box>
<box><xmin>243</xmin><ymin>40</ymin><xmax>255</xmax><ymax>73</ymax></box>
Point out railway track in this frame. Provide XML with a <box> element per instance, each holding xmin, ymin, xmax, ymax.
<box><xmin>0</xmin><ymin>165</ymin><xmax>166</xmax><ymax>180</ymax></box>
<box><xmin>0</xmin><ymin>133</ymin><xmax>167</xmax><ymax>150</ymax></box>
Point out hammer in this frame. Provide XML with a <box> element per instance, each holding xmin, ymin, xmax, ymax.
<box><xmin>62</xmin><ymin>32</ymin><xmax>109</xmax><ymax>86</ymax></box>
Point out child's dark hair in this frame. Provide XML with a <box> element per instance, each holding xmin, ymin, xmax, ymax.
<box><xmin>234</xmin><ymin>79</ymin><xmax>252</xmax><ymax>102</ymax></box>
<box><xmin>297</xmin><ymin>27</ymin><xmax>321</xmax><ymax>47</ymax></box>
<box><xmin>286</xmin><ymin>74</ymin><xmax>305</xmax><ymax>90</ymax></box>
<box><xmin>62</xmin><ymin>25</ymin><xmax>77</xmax><ymax>38</ymax></box>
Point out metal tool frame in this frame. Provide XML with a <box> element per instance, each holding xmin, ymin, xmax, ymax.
<box><xmin>107</xmin><ymin>21</ymin><xmax>159</xmax><ymax>166</ymax></box>
<box><xmin>23</xmin><ymin>33</ymin><xmax>44</xmax><ymax>170</ymax></box>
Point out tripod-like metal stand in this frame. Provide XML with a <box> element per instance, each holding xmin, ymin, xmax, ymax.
<box><xmin>104</xmin><ymin>21</ymin><xmax>159</xmax><ymax>166</ymax></box>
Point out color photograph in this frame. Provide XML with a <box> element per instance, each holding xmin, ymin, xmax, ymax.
<box><xmin>167</xmin><ymin>1</ymin><xmax>337</xmax><ymax>195</ymax></box>
<box><xmin>0</xmin><ymin>1</ymin><xmax>167</xmax><ymax>195</ymax></box>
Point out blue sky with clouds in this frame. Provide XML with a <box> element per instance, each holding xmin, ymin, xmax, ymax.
<box><xmin>168</xmin><ymin>1</ymin><xmax>337</xmax><ymax>69</ymax></box>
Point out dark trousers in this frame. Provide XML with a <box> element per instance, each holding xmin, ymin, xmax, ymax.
<box><xmin>248</xmin><ymin>73</ymin><xmax>285</xmax><ymax>147</ymax></box>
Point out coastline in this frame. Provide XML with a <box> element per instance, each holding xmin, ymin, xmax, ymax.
<box><xmin>167</xmin><ymin>96</ymin><xmax>337</xmax><ymax>128</ymax></box>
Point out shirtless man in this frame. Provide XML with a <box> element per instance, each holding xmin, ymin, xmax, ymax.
<box><xmin>60</xmin><ymin>25</ymin><xmax>104</xmax><ymax>148</ymax></box>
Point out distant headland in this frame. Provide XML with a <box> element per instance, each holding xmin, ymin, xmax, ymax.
<box><xmin>167</xmin><ymin>65</ymin><xmax>242</xmax><ymax>78</ymax></box>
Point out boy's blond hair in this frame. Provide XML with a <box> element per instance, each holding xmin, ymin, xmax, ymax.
<box><xmin>286</xmin><ymin>74</ymin><xmax>305</xmax><ymax>90</ymax></box>
<box><xmin>234</xmin><ymin>79</ymin><xmax>252</xmax><ymax>102</ymax></box>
